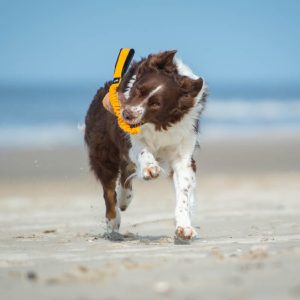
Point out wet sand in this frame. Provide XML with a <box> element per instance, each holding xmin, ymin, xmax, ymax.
<box><xmin>0</xmin><ymin>135</ymin><xmax>300</xmax><ymax>299</ymax></box>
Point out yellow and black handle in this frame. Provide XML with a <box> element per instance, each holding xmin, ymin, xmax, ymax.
<box><xmin>108</xmin><ymin>48</ymin><xmax>140</xmax><ymax>135</ymax></box>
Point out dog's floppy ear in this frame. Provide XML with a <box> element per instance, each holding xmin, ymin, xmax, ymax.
<box><xmin>148</xmin><ymin>50</ymin><xmax>177</xmax><ymax>72</ymax></box>
<box><xmin>179</xmin><ymin>76</ymin><xmax>203</xmax><ymax>97</ymax></box>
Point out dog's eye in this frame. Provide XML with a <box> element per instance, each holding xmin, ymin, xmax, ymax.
<box><xmin>149</xmin><ymin>101</ymin><xmax>160</xmax><ymax>109</ymax></box>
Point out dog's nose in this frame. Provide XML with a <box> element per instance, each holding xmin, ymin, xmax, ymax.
<box><xmin>122</xmin><ymin>108</ymin><xmax>135</xmax><ymax>122</ymax></box>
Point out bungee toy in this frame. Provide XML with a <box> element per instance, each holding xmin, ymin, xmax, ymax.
<box><xmin>103</xmin><ymin>48</ymin><xmax>140</xmax><ymax>135</ymax></box>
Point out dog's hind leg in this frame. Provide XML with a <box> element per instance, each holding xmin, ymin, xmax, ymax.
<box><xmin>117</xmin><ymin>160</ymin><xmax>135</xmax><ymax>211</ymax></box>
<box><xmin>102</xmin><ymin>178</ymin><xmax>120</xmax><ymax>233</ymax></box>
<box><xmin>88</xmin><ymin>147</ymin><xmax>121</xmax><ymax>233</ymax></box>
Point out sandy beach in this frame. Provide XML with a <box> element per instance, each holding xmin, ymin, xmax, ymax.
<box><xmin>0</xmin><ymin>135</ymin><xmax>300</xmax><ymax>300</ymax></box>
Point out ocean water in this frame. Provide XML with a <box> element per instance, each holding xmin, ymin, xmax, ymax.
<box><xmin>0</xmin><ymin>84</ymin><xmax>300</xmax><ymax>148</ymax></box>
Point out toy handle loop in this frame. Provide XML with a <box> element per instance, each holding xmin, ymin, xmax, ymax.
<box><xmin>108</xmin><ymin>48</ymin><xmax>140</xmax><ymax>135</ymax></box>
<box><xmin>113</xmin><ymin>48</ymin><xmax>135</xmax><ymax>83</ymax></box>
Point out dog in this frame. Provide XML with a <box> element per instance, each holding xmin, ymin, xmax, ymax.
<box><xmin>84</xmin><ymin>50</ymin><xmax>207</xmax><ymax>241</ymax></box>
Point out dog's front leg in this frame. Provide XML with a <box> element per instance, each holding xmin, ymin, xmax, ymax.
<box><xmin>129</xmin><ymin>141</ymin><xmax>160</xmax><ymax>180</ymax></box>
<box><xmin>172</xmin><ymin>158</ymin><xmax>197</xmax><ymax>240</ymax></box>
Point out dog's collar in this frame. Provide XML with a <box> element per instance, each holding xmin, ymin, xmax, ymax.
<box><xmin>102</xmin><ymin>48</ymin><xmax>141</xmax><ymax>135</ymax></box>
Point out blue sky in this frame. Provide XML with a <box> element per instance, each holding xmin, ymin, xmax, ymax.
<box><xmin>0</xmin><ymin>0</ymin><xmax>299</xmax><ymax>85</ymax></box>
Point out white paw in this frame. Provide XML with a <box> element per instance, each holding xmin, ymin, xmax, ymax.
<box><xmin>175</xmin><ymin>226</ymin><xmax>197</xmax><ymax>241</ymax></box>
<box><xmin>138</xmin><ymin>150</ymin><xmax>160</xmax><ymax>180</ymax></box>
<box><xmin>141</xmin><ymin>163</ymin><xmax>160</xmax><ymax>180</ymax></box>
<box><xmin>117</xmin><ymin>184</ymin><xmax>133</xmax><ymax>211</ymax></box>
<box><xmin>106</xmin><ymin>208</ymin><xmax>121</xmax><ymax>233</ymax></box>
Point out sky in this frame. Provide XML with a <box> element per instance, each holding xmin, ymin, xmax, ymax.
<box><xmin>0</xmin><ymin>0</ymin><xmax>300</xmax><ymax>86</ymax></box>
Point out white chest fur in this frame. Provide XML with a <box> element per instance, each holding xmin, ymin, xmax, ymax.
<box><xmin>130</xmin><ymin>110</ymin><xmax>197</xmax><ymax>164</ymax></box>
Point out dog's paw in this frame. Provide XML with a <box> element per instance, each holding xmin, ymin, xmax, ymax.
<box><xmin>141</xmin><ymin>163</ymin><xmax>160</xmax><ymax>180</ymax></box>
<box><xmin>106</xmin><ymin>209</ymin><xmax>121</xmax><ymax>233</ymax></box>
<box><xmin>175</xmin><ymin>226</ymin><xmax>197</xmax><ymax>241</ymax></box>
<box><xmin>117</xmin><ymin>185</ymin><xmax>133</xmax><ymax>212</ymax></box>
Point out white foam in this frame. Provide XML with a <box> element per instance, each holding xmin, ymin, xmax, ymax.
<box><xmin>205</xmin><ymin>98</ymin><xmax>300</xmax><ymax>122</ymax></box>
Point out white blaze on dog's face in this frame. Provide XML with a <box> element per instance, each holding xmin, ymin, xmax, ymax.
<box><xmin>120</xmin><ymin>51</ymin><xmax>204</xmax><ymax>130</ymax></box>
<box><xmin>121</xmin><ymin>82</ymin><xmax>164</xmax><ymax>126</ymax></box>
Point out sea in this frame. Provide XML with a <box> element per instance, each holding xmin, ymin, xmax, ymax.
<box><xmin>1</xmin><ymin>82</ymin><xmax>300</xmax><ymax>148</ymax></box>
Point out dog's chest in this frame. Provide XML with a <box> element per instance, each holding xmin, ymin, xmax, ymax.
<box><xmin>141</xmin><ymin>125</ymin><xmax>182</xmax><ymax>151</ymax></box>
<box><xmin>130</xmin><ymin>115</ymin><xmax>196</xmax><ymax>161</ymax></box>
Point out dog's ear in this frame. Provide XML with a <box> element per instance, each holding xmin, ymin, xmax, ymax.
<box><xmin>148</xmin><ymin>50</ymin><xmax>177</xmax><ymax>72</ymax></box>
<box><xmin>179</xmin><ymin>76</ymin><xmax>203</xmax><ymax>97</ymax></box>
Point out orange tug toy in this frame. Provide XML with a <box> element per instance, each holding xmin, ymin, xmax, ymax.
<box><xmin>102</xmin><ymin>48</ymin><xmax>140</xmax><ymax>135</ymax></box>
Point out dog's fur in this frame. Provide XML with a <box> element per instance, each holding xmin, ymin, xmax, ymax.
<box><xmin>84</xmin><ymin>50</ymin><xmax>207</xmax><ymax>240</ymax></box>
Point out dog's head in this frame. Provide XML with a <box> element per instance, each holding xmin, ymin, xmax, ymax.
<box><xmin>120</xmin><ymin>50</ymin><xmax>204</xmax><ymax>130</ymax></box>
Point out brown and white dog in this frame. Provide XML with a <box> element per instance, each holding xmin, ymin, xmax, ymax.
<box><xmin>84</xmin><ymin>50</ymin><xmax>207</xmax><ymax>241</ymax></box>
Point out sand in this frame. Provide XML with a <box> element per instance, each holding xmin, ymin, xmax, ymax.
<box><xmin>0</xmin><ymin>135</ymin><xmax>300</xmax><ymax>300</ymax></box>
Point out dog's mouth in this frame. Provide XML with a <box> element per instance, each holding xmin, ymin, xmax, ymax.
<box><xmin>121</xmin><ymin>113</ymin><xmax>144</xmax><ymax>128</ymax></box>
<box><xmin>129</xmin><ymin>122</ymin><xmax>142</xmax><ymax>128</ymax></box>
<box><xmin>120</xmin><ymin>107</ymin><xmax>145</xmax><ymax>128</ymax></box>
<box><xmin>125</xmin><ymin>119</ymin><xmax>144</xmax><ymax>128</ymax></box>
